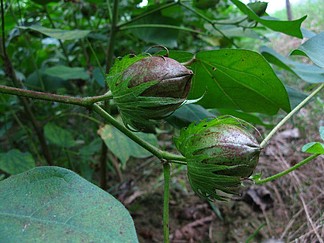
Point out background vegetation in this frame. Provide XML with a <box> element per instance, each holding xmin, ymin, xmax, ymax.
<box><xmin>0</xmin><ymin>0</ymin><xmax>323</xmax><ymax>242</ymax></box>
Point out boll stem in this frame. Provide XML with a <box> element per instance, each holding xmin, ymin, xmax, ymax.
<box><xmin>254</xmin><ymin>153</ymin><xmax>320</xmax><ymax>184</ymax></box>
<box><xmin>260</xmin><ymin>83</ymin><xmax>323</xmax><ymax>149</ymax></box>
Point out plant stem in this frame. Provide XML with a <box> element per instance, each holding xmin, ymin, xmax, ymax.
<box><xmin>92</xmin><ymin>104</ymin><xmax>186</xmax><ymax>161</ymax></box>
<box><xmin>163</xmin><ymin>162</ymin><xmax>171</xmax><ymax>243</ymax></box>
<box><xmin>0</xmin><ymin>85</ymin><xmax>113</xmax><ymax>106</ymax></box>
<box><xmin>260</xmin><ymin>83</ymin><xmax>324</xmax><ymax>149</ymax></box>
<box><xmin>105</xmin><ymin>0</ymin><xmax>119</xmax><ymax>73</ymax></box>
<box><xmin>255</xmin><ymin>154</ymin><xmax>320</xmax><ymax>184</ymax></box>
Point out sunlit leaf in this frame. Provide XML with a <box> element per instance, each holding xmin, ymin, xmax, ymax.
<box><xmin>0</xmin><ymin>167</ymin><xmax>138</xmax><ymax>242</ymax></box>
<box><xmin>231</xmin><ymin>0</ymin><xmax>306</xmax><ymax>38</ymax></box>
<box><xmin>189</xmin><ymin>49</ymin><xmax>291</xmax><ymax>114</ymax></box>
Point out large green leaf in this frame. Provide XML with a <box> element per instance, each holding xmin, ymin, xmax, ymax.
<box><xmin>19</xmin><ymin>25</ymin><xmax>90</xmax><ymax>40</ymax></box>
<box><xmin>0</xmin><ymin>166</ymin><xmax>138</xmax><ymax>242</ymax></box>
<box><xmin>44</xmin><ymin>66</ymin><xmax>90</xmax><ymax>81</ymax></box>
<box><xmin>231</xmin><ymin>0</ymin><xmax>306</xmax><ymax>38</ymax></box>
<box><xmin>189</xmin><ymin>49</ymin><xmax>290</xmax><ymax>114</ymax></box>
<box><xmin>260</xmin><ymin>46</ymin><xmax>324</xmax><ymax>83</ymax></box>
<box><xmin>291</xmin><ymin>32</ymin><xmax>324</xmax><ymax>68</ymax></box>
<box><xmin>98</xmin><ymin>124</ymin><xmax>158</xmax><ymax>165</ymax></box>
<box><xmin>0</xmin><ymin>149</ymin><xmax>35</xmax><ymax>175</ymax></box>
<box><xmin>44</xmin><ymin>123</ymin><xmax>76</xmax><ymax>148</ymax></box>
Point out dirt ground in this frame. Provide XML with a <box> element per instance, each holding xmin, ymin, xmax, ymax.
<box><xmin>107</xmin><ymin>109</ymin><xmax>324</xmax><ymax>242</ymax></box>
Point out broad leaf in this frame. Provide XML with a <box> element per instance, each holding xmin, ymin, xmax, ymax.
<box><xmin>44</xmin><ymin>123</ymin><xmax>76</xmax><ymax>148</ymax></box>
<box><xmin>0</xmin><ymin>149</ymin><xmax>35</xmax><ymax>175</ymax></box>
<box><xmin>19</xmin><ymin>25</ymin><xmax>90</xmax><ymax>40</ymax></box>
<box><xmin>302</xmin><ymin>142</ymin><xmax>324</xmax><ymax>154</ymax></box>
<box><xmin>98</xmin><ymin>124</ymin><xmax>158</xmax><ymax>165</ymax></box>
<box><xmin>260</xmin><ymin>46</ymin><xmax>324</xmax><ymax>83</ymax></box>
<box><xmin>291</xmin><ymin>32</ymin><xmax>324</xmax><ymax>68</ymax></box>
<box><xmin>189</xmin><ymin>49</ymin><xmax>290</xmax><ymax>114</ymax></box>
<box><xmin>0</xmin><ymin>167</ymin><xmax>138</xmax><ymax>242</ymax></box>
<box><xmin>231</xmin><ymin>0</ymin><xmax>306</xmax><ymax>38</ymax></box>
<box><xmin>44</xmin><ymin>66</ymin><xmax>89</xmax><ymax>81</ymax></box>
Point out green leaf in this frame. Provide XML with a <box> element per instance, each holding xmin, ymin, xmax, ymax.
<box><xmin>128</xmin><ymin>13</ymin><xmax>179</xmax><ymax>48</ymax></box>
<box><xmin>0</xmin><ymin>166</ymin><xmax>138</xmax><ymax>242</ymax></box>
<box><xmin>302</xmin><ymin>142</ymin><xmax>324</xmax><ymax>154</ymax></box>
<box><xmin>19</xmin><ymin>25</ymin><xmax>90</xmax><ymax>40</ymax></box>
<box><xmin>0</xmin><ymin>149</ymin><xmax>35</xmax><ymax>175</ymax></box>
<box><xmin>260</xmin><ymin>46</ymin><xmax>324</xmax><ymax>83</ymax></box>
<box><xmin>156</xmin><ymin>50</ymin><xmax>194</xmax><ymax>63</ymax></box>
<box><xmin>44</xmin><ymin>123</ymin><xmax>76</xmax><ymax>148</ymax></box>
<box><xmin>213</xmin><ymin>109</ymin><xmax>273</xmax><ymax>128</ymax></box>
<box><xmin>167</xmin><ymin>104</ymin><xmax>216</xmax><ymax>128</ymax></box>
<box><xmin>98</xmin><ymin>124</ymin><xmax>158</xmax><ymax>165</ymax></box>
<box><xmin>231</xmin><ymin>0</ymin><xmax>306</xmax><ymax>38</ymax></box>
<box><xmin>189</xmin><ymin>49</ymin><xmax>290</xmax><ymax>114</ymax></box>
<box><xmin>291</xmin><ymin>32</ymin><xmax>324</xmax><ymax>68</ymax></box>
<box><xmin>44</xmin><ymin>66</ymin><xmax>89</xmax><ymax>81</ymax></box>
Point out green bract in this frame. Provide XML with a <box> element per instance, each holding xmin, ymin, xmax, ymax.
<box><xmin>175</xmin><ymin>117</ymin><xmax>261</xmax><ymax>200</ymax></box>
<box><xmin>108</xmin><ymin>55</ymin><xmax>193</xmax><ymax>132</ymax></box>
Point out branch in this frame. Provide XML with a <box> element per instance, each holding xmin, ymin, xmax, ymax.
<box><xmin>0</xmin><ymin>85</ymin><xmax>113</xmax><ymax>106</ymax></box>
